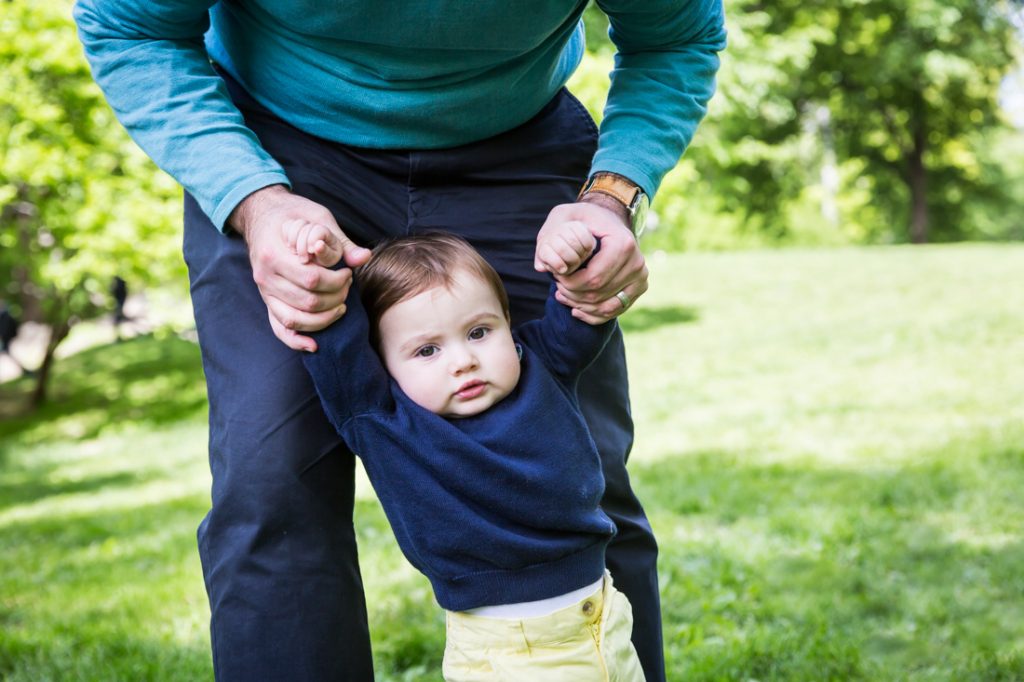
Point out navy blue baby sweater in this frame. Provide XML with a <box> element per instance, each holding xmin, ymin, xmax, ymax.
<box><xmin>302</xmin><ymin>283</ymin><xmax>617</xmax><ymax>611</ymax></box>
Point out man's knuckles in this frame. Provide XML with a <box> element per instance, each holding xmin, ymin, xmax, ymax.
<box><xmin>298</xmin><ymin>292</ymin><xmax>322</xmax><ymax>312</ymax></box>
<box><xmin>301</xmin><ymin>269</ymin><xmax>322</xmax><ymax>291</ymax></box>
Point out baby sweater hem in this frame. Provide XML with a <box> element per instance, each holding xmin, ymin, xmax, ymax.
<box><xmin>431</xmin><ymin>542</ymin><xmax>608</xmax><ymax>612</ymax></box>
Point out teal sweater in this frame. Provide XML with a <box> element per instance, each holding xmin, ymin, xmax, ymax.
<box><xmin>74</xmin><ymin>0</ymin><xmax>726</xmax><ymax>230</ymax></box>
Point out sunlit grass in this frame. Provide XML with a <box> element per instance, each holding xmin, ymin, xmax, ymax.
<box><xmin>629</xmin><ymin>245</ymin><xmax>1024</xmax><ymax>468</ymax></box>
<box><xmin>0</xmin><ymin>421</ymin><xmax>212</xmax><ymax>681</ymax></box>
<box><xmin>1</xmin><ymin>244</ymin><xmax>1023</xmax><ymax>680</ymax></box>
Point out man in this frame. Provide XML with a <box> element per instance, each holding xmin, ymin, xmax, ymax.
<box><xmin>0</xmin><ymin>302</ymin><xmax>25</xmax><ymax>374</ymax></box>
<box><xmin>74</xmin><ymin>2</ymin><xmax>725</xmax><ymax>680</ymax></box>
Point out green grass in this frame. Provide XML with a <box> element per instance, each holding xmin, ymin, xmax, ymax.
<box><xmin>2</xmin><ymin>244</ymin><xmax>1023</xmax><ymax>680</ymax></box>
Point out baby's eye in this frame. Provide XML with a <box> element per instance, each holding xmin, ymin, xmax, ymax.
<box><xmin>415</xmin><ymin>345</ymin><xmax>438</xmax><ymax>358</ymax></box>
<box><xmin>468</xmin><ymin>326</ymin><xmax>490</xmax><ymax>341</ymax></box>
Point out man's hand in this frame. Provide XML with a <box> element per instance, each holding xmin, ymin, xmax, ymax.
<box><xmin>229</xmin><ymin>185</ymin><xmax>371</xmax><ymax>352</ymax></box>
<box><xmin>536</xmin><ymin>194</ymin><xmax>649</xmax><ymax>325</ymax></box>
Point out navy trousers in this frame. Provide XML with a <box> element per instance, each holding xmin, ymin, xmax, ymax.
<box><xmin>183</xmin><ymin>73</ymin><xmax>664</xmax><ymax>681</ymax></box>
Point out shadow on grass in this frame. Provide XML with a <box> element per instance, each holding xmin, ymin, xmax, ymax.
<box><xmin>620</xmin><ymin>304</ymin><xmax>699</xmax><ymax>334</ymax></box>
<box><xmin>629</xmin><ymin>442</ymin><xmax>1024</xmax><ymax>681</ymax></box>
<box><xmin>0</xmin><ymin>489</ymin><xmax>214</xmax><ymax>681</ymax></box>
<box><xmin>0</xmin><ymin>333</ymin><xmax>206</xmax><ymax>447</ymax></box>
<box><xmin>0</xmin><ymin>470</ymin><xmax>148</xmax><ymax>513</ymax></box>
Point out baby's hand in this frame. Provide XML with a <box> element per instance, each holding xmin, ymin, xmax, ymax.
<box><xmin>282</xmin><ymin>219</ymin><xmax>346</xmax><ymax>268</ymax></box>
<box><xmin>533</xmin><ymin>220</ymin><xmax>597</xmax><ymax>276</ymax></box>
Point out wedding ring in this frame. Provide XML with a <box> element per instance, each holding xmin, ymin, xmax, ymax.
<box><xmin>615</xmin><ymin>290</ymin><xmax>632</xmax><ymax>310</ymax></box>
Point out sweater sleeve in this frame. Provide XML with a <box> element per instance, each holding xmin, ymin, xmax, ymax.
<box><xmin>516</xmin><ymin>283</ymin><xmax>616</xmax><ymax>385</ymax></box>
<box><xmin>73</xmin><ymin>0</ymin><xmax>290</xmax><ymax>231</ymax></box>
<box><xmin>301</xmin><ymin>284</ymin><xmax>393</xmax><ymax>433</ymax></box>
<box><xmin>591</xmin><ymin>0</ymin><xmax>726</xmax><ymax>197</ymax></box>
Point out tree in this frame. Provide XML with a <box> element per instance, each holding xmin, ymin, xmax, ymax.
<box><xmin>810</xmin><ymin>0</ymin><xmax>1017</xmax><ymax>242</ymax></box>
<box><xmin>693</xmin><ymin>0</ymin><xmax>1020</xmax><ymax>244</ymax></box>
<box><xmin>1</xmin><ymin>2</ymin><xmax>184</xmax><ymax>407</ymax></box>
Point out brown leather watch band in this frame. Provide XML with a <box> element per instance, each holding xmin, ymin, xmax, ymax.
<box><xmin>578</xmin><ymin>172</ymin><xmax>649</xmax><ymax>238</ymax></box>
<box><xmin>577</xmin><ymin>173</ymin><xmax>642</xmax><ymax>207</ymax></box>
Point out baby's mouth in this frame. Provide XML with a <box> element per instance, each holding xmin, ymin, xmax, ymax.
<box><xmin>455</xmin><ymin>379</ymin><xmax>486</xmax><ymax>399</ymax></box>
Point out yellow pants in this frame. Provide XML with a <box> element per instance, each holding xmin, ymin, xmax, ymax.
<box><xmin>443</xmin><ymin>573</ymin><xmax>645</xmax><ymax>681</ymax></box>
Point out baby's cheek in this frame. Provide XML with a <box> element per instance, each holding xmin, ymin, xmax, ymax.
<box><xmin>409</xmin><ymin>381</ymin><xmax>439</xmax><ymax>412</ymax></box>
<box><xmin>387</xmin><ymin>363</ymin><xmax>438</xmax><ymax>413</ymax></box>
<box><xmin>504</xmin><ymin>353</ymin><xmax>523</xmax><ymax>393</ymax></box>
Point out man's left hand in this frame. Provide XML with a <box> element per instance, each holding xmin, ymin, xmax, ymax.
<box><xmin>537</xmin><ymin>194</ymin><xmax>648</xmax><ymax>324</ymax></box>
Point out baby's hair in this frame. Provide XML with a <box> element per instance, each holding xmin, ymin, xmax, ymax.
<box><xmin>357</xmin><ymin>232</ymin><xmax>510</xmax><ymax>349</ymax></box>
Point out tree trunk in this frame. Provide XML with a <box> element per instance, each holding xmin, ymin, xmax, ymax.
<box><xmin>7</xmin><ymin>184</ymin><xmax>42</xmax><ymax>321</ymax></box>
<box><xmin>907</xmin><ymin>125</ymin><xmax>929</xmax><ymax>244</ymax></box>
<box><xmin>30</xmin><ymin>317</ymin><xmax>71</xmax><ymax>410</ymax></box>
<box><xmin>812</xmin><ymin>105</ymin><xmax>840</xmax><ymax>230</ymax></box>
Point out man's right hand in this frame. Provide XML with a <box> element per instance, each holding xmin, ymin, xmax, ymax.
<box><xmin>229</xmin><ymin>185</ymin><xmax>371</xmax><ymax>352</ymax></box>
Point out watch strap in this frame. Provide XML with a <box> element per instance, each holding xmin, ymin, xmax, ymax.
<box><xmin>578</xmin><ymin>173</ymin><xmax>642</xmax><ymax>208</ymax></box>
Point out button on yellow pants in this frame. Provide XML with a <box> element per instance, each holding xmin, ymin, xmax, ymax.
<box><xmin>443</xmin><ymin>573</ymin><xmax>645</xmax><ymax>681</ymax></box>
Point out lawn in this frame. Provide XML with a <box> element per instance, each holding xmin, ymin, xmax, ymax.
<box><xmin>2</xmin><ymin>244</ymin><xmax>1023</xmax><ymax>681</ymax></box>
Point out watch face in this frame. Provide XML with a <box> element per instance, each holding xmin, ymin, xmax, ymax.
<box><xmin>631</xmin><ymin>192</ymin><xmax>650</xmax><ymax>239</ymax></box>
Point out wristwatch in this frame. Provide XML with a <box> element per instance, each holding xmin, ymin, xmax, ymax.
<box><xmin>578</xmin><ymin>172</ymin><xmax>650</xmax><ymax>239</ymax></box>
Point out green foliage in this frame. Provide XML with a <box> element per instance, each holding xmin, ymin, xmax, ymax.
<box><xmin>804</xmin><ymin>0</ymin><xmax>1016</xmax><ymax>242</ymax></box>
<box><xmin>578</xmin><ymin>0</ymin><xmax>1024</xmax><ymax>246</ymax></box>
<box><xmin>0</xmin><ymin>1</ymin><xmax>184</xmax><ymax>401</ymax></box>
<box><xmin>582</xmin><ymin>2</ymin><xmax>613</xmax><ymax>56</ymax></box>
<box><xmin>2</xmin><ymin>245</ymin><xmax>1023</xmax><ymax>680</ymax></box>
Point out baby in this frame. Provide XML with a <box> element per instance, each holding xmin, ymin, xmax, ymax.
<box><xmin>289</xmin><ymin>220</ymin><xmax>645</xmax><ymax>681</ymax></box>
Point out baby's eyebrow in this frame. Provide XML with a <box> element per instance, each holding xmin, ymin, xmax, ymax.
<box><xmin>398</xmin><ymin>332</ymin><xmax>439</xmax><ymax>353</ymax></box>
<box><xmin>465</xmin><ymin>311</ymin><xmax>502</xmax><ymax>325</ymax></box>
<box><xmin>395</xmin><ymin>311</ymin><xmax>502</xmax><ymax>352</ymax></box>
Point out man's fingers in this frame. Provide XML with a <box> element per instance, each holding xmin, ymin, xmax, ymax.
<box><xmin>265</xmin><ymin>294</ymin><xmax>348</xmax><ymax>333</ymax></box>
<box><xmin>268</xmin><ymin>277</ymin><xmax>348</xmax><ymax>314</ymax></box>
<box><xmin>257</xmin><ymin>262</ymin><xmax>353</xmax><ymax>316</ymax></box>
<box><xmin>239</xmin><ymin>190</ymin><xmax>368</xmax><ymax>348</ymax></box>
<box><xmin>338</xmin><ymin>234</ymin><xmax>372</xmax><ymax>267</ymax></box>
<box><xmin>281</xmin><ymin>219</ymin><xmax>302</xmax><ymax>250</ymax></box>
<box><xmin>268</xmin><ymin>313</ymin><xmax>317</xmax><ymax>353</ymax></box>
<box><xmin>556</xmin><ymin>278</ymin><xmax>648</xmax><ymax>319</ymax></box>
<box><xmin>558</xmin><ymin>289</ymin><xmax>622</xmax><ymax>320</ymax></box>
<box><xmin>277</xmin><ymin>258</ymin><xmax>354</xmax><ymax>294</ymax></box>
<box><xmin>560</xmin><ymin>247</ymin><xmax>648</xmax><ymax>304</ymax></box>
<box><xmin>569</xmin><ymin>307</ymin><xmax>612</xmax><ymax>326</ymax></box>
<box><xmin>557</xmin><ymin>255</ymin><xmax>630</xmax><ymax>304</ymax></box>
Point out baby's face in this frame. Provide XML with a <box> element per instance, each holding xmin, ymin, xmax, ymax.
<box><xmin>377</xmin><ymin>270</ymin><xmax>521</xmax><ymax>418</ymax></box>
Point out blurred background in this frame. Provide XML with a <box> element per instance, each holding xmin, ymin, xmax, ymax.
<box><xmin>2</xmin><ymin>2</ymin><xmax>1023</xmax><ymax>680</ymax></box>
